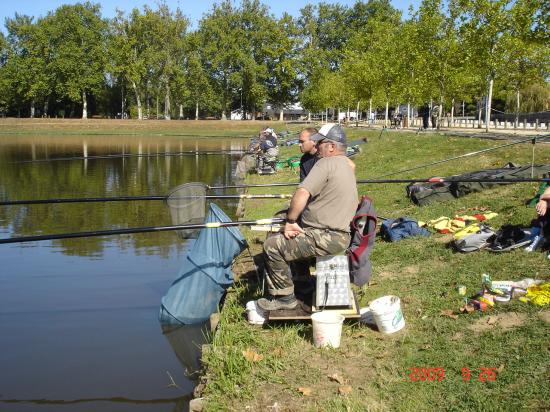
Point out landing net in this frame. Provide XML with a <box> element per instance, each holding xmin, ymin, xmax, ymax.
<box><xmin>165</xmin><ymin>182</ymin><xmax>207</xmax><ymax>239</ymax></box>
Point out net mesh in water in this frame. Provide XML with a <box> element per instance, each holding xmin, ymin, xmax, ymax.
<box><xmin>165</xmin><ymin>183</ymin><xmax>207</xmax><ymax>238</ymax></box>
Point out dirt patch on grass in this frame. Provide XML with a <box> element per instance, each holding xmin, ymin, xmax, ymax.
<box><xmin>377</xmin><ymin>264</ymin><xmax>421</xmax><ymax>280</ymax></box>
<box><xmin>404</xmin><ymin>265</ymin><xmax>419</xmax><ymax>275</ymax></box>
<box><xmin>538</xmin><ymin>311</ymin><xmax>550</xmax><ymax>324</ymax></box>
<box><xmin>468</xmin><ymin>312</ymin><xmax>527</xmax><ymax>333</ymax></box>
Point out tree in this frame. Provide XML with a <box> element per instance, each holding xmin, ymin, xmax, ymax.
<box><xmin>499</xmin><ymin>0</ymin><xmax>550</xmax><ymax>127</ymax></box>
<box><xmin>183</xmin><ymin>32</ymin><xmax>219</xmax><ymax>120</ymax></box>
<box><xmin>412</xmin><ymin>0</ymin><xmax>464</xmax><ymax>129</ymax></box>
<box><xmin>198</xmin><ymin>1</ymin><xmax>245</xmax><ymax>120</ymax></box>
<box><xmin>44</xmin><ymin>2</ymin><xmax>108</xmax><ymax>119</ymax></box>
<box><xmin>342</xmin><ymin>1</ymin><xmax>402</xmax><ymax>123</ymax></box>
<box><xmin>109</xmin><ymin>8</ymin><xmax>150</xmax><ymax>120</ymax></box>
<box><xmin>457</xmin><ymin>0</ymin><xmax>510</xmax><ymax>131</ymax></box>
<box><xmin>3</xmin><ymin>14</ymin><xmax>53</xmax><ymax>117</ymax></box>
<box><xmin>265</xmin><ymin>13</ymin><xmax>301</xmax><ymax>121</ymax></box>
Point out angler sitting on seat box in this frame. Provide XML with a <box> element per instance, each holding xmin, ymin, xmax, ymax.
<box><xmin>256</xmin><ymin>128</ymin><xmax>279</xmax><ymax>173</ymax></box>
<box><xmin>257</xmin><ymin>123</ymin><xmax>358</xmax><ymax>311</ymax></box>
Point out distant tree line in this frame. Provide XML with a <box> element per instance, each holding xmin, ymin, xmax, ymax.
<box><xmin>0</xmin><ymin>0</ymin><xmax>548</xmax><ymax>127</ymax></box>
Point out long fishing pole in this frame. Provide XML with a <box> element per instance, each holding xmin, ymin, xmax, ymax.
<box><xmin>13</xmin><ymin>149</ymin><xmax>248</xmax><ymax>164</ymax></box>
<box><xmin>375</xmin><ymin>136</ymin><xmax>539</xmax><ymax>178</ymax></box>
<box><xmin>0</xmin><ymin>194</ymin><xmax>292</xmax><ymax>206</ymax></box>
<box><xmin>5</xmin><ymin>176</ymin><xmax>549</xmax><ymax>206</ymax></box>
<box><xmin>207</xmin><ymin>176</ymin><xmax>550</xmax><ymax>190</ymax></box>
<box><xmin>0</xmin><ymin>218</ymin><xmax>285</xmax><ymax>244</ymax></box>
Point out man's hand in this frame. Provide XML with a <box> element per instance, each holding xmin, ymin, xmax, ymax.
<box><xmin>536</xmin><ymin>199</ymin><xmax>547</xmax><ymax>216</ymax></box>
<box><xmin>283</xmin><ymin>222</ymin><xmax>305</xmax><ymax>239</ymax></box>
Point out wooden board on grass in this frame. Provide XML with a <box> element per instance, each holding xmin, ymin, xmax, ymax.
<box><xmin>267</xmin><ymin>289</ymin><xmax>360</xmax><ymax>321</ymax></box>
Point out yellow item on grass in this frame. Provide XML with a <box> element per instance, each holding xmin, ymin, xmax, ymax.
<box><xmin>524</xmin><ymin>283</ymin><xmax>550</xmax><ymax>306</ymax></box>
<box><xmin>427</xmin><ymin>212</ymin><xmax>498</xmax><ymax>235</ymax></box>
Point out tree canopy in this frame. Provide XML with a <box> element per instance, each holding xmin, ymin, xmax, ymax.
<box><xmin>0</xmin><ymin>0</ymin><xmax>547</xmax><ymax>120</ymax></box>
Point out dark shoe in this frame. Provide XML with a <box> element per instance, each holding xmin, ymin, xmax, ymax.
<box><xmin>257</xmin><ymin>294</ymin><xmax>298</xmax><ymax>311</ymax></box>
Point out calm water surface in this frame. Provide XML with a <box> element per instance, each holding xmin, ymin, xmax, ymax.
<box><xmin>0</xmin><ymin>135</ymin><xmax>248</xmax><ymax>412</ymax></box>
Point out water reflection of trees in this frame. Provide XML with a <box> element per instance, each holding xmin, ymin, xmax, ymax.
<box><xmin>0</xmin><ymin>137</ymin><xmax>245</xmax><ymax>257</ymax></box>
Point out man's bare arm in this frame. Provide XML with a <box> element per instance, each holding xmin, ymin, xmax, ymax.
<box><xmin>283</xmin><ymin>188</ymin><xmax>310</xmax><ymax>239</ymax></box>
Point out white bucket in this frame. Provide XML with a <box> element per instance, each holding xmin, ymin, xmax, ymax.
<box><xmin>311</xmin><ymin>311</ymin><xmax>345</xmax><ymax>348</ymax></box>
<box><xmin>369</xmin><ymin>295</ymin><xmax>405</xmax><ymax>334</ymax></box>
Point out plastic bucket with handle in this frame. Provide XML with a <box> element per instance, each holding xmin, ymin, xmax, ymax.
<box><xmin>369</xmin><ymin>295</ymin><xmax>405</xmax><ymax>334</ymax></box>
<box><xmin>311</xmin><ymin>311</ymin><xmax>345</xmax><ymax>348</ymax></box>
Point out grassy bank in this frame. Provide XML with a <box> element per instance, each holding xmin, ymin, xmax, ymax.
<box><xmin>0</xmin><ymin>118</ymin><xmax>285</xmax><ymax>137</ymax></box>
<box><xmin>200</xmin><ymin>129</ymin><xmax>550</xmax><ymax>411</ymax></box>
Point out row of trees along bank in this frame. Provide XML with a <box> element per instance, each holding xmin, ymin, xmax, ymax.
<box><xmin>0</xmin><ymin>0</ymin><xmax>548</xmax><ymax>130</ymax></box>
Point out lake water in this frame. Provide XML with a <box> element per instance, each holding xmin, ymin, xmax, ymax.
<box><xmin>0</xmin><ymin>135</ymin><xmax>248</xmax><ymax>412</ymax></box>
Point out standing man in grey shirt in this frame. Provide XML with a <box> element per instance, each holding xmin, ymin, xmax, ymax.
<box><xmin>257</xmin><ymin>124</ymin><xmax>358</xmax><ymax>311</ymax></box>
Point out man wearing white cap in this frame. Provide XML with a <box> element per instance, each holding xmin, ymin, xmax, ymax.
<box><xmin>258</xmin><ymin>123</ymin><xmax>358</xmax><ymax>311</ymax></box>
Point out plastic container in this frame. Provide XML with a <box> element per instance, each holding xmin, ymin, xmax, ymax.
<box><xmin>246</xmin><ymin>301</ymin><xmax>267</xmax><ymax>325</ymax></box>
<box><xmin>311</xmin><ymin>311</ymin><xmax>345</xmax><ymax>348</ymax></box>
<box><xmin>369</xmin><ymin>295</ymin><xmax>405</xmax><ymax>334</ymax></box>
<box><xmin>494</xmin><ymin>294</ymin><xmax>511</xmax><ymax>304</ymax></box>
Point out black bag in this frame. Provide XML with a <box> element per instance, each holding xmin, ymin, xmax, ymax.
<box><xmin>407</xmin><ymin>181</ymin><xmax>454</xmax><ymax>206</ymax></box>
<box><xmin>407</xmin><ymin>163</ymin><xmax>550</xmax><ymax>206</ymax></box>
<box><xmin>347</xmin><ymin>196</ymin><xmax>377</xmax><ymax>287</ymax></box>
<box><xmin>488</xmin><ymin>224</ymin><xmax>531</xmax><ymax>252</ymax></box>
<box><xmin>451</xmin><ymin>163</ymin><xmax>550</xmax><ymax>197</ymax></box>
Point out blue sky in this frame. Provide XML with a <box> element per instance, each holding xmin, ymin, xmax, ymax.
<box><xmin>1</xmin><ymin>0</ymin><xmax>420</xmax><ymax>32</ymax></box>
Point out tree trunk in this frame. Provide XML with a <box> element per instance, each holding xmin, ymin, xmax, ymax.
<box><xmin>251</xmin><ymin>105</ymin><xmax>256</xmax><ymax>120</ymax></box>
<box><xmin>195</xmin><ymin>101</ymin><xmax>199</xmax><ymax>120</ymax></box>
<box><xmin>478</xmin><ymin>99</ymin><xmax>483</xmax><ymax>129</ymax></box>
<box><xmin>451</xmin><ymin>98</ymin><xmax>455</xmax><ymax>128</ymax></box>
<box><xmin>43</xmin><ymin>100</ymin><xmax>48</xmax><ymax>118</ymax></box>
<box><xmin>369</xmin><ymin>99</ymin><xmax>372</xmax><ymax>125</ymax></box>
<box><xmin>156</xmin><ymin>96</ymin><xmax>159</xmax><ymax>120</ymax></box>
<box><xmin>279</xmin><ymin>108</ymin><xmax>284</xmax><ymax>122</ymax></box>
<box><xmin>164</xmin><ymin>83</ymin><xmax>171</xmax><ymax>120</ymax></box>
<box><xmin>30</xmin><ymin>99</ymin><xmax>35</xmax><ymax>118</ymax></box>
<box><xmin>308</xmin><ymin>111</ymin><xmax>311</xmax><ymax>122</ymax></box>
<box><xmin>515</xmin><ymin>89</ymin><xmax>520</xmax><ymax>129</ymax></box>
<box><xmin>121</xmin><ymin>87</ymin><xmax>125</xmax><ymax>119</ymax></box>
<box><xmin>179</xmin><ymin>104</ymin><xmax>183</xmax><ymax>120</ymax></box>
<box><xmin>132</xmin><ymin>81</ymin><xmax>142</xmax><ymax>120</ymax></box>
<box><xmin>485</xmin><ymin>78</ymin><xmax>493</xmax><ymax>132</ymax></box>
<box><xmin>221</xmin><ymin>109</ymin><xmax>227</xmax><ymax>120</ymax></box>
<box><xmin>407</xmin><ymin>102</ymin><xmax>410</xmax><ymax>127</ymax></box>
<box><xmin>356</xmin><ymin>100</ymin><xmax>360</xmax><ymax>127</ymax></box>
<box><xmin>385</xmin><ymin>101</ymin><xmax>389</xmax><ymax>127</ymax></box>
<box><xmin>437</xmin><ymin>98</ymin><xmax>443</xmax><ymax>131</ymax></box>
<box><xmin>82</xmin><ymin>91</ymin><xmax>87</xmax><ymax>119</ymax></box>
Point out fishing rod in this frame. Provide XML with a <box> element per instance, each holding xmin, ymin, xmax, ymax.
<box><xmin>375</xmin><ymin>135</ymin><xmax>540</xmax><ymax>178</ymax></box>
<box><xmin>13</xmin><ymin>149</ymin><xmax>248</xmax><ymax>164</ymax></box>
<box><xmin>5</xmin><ymin>175</ymin><xmax>549</xmax><ymax>207</ymax></box>
<box><xmin>207</xmin><ymin>176</ymin><xmax>550</xmax><ymax>190</ymax></box>
<box><xmin>0</xmin><ymin>194</ymin><xmax>292</xmax><ymax>206</ymax></box>
<box><xmin>0</xmin><ymin>218</ymin><xmax>285</xmax><ymax>244</ymax></box>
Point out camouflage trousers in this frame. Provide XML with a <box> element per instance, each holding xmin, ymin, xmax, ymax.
<box><xmin>263</xmin><ymin>227</ymin><xmax>350</xmax><ymax>296</ymax></box>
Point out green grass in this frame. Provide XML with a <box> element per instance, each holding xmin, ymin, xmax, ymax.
<box><xmin>201</xmin><ymin>129</ymin><xmax>550</xmax><ymax>411</ymax></box>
